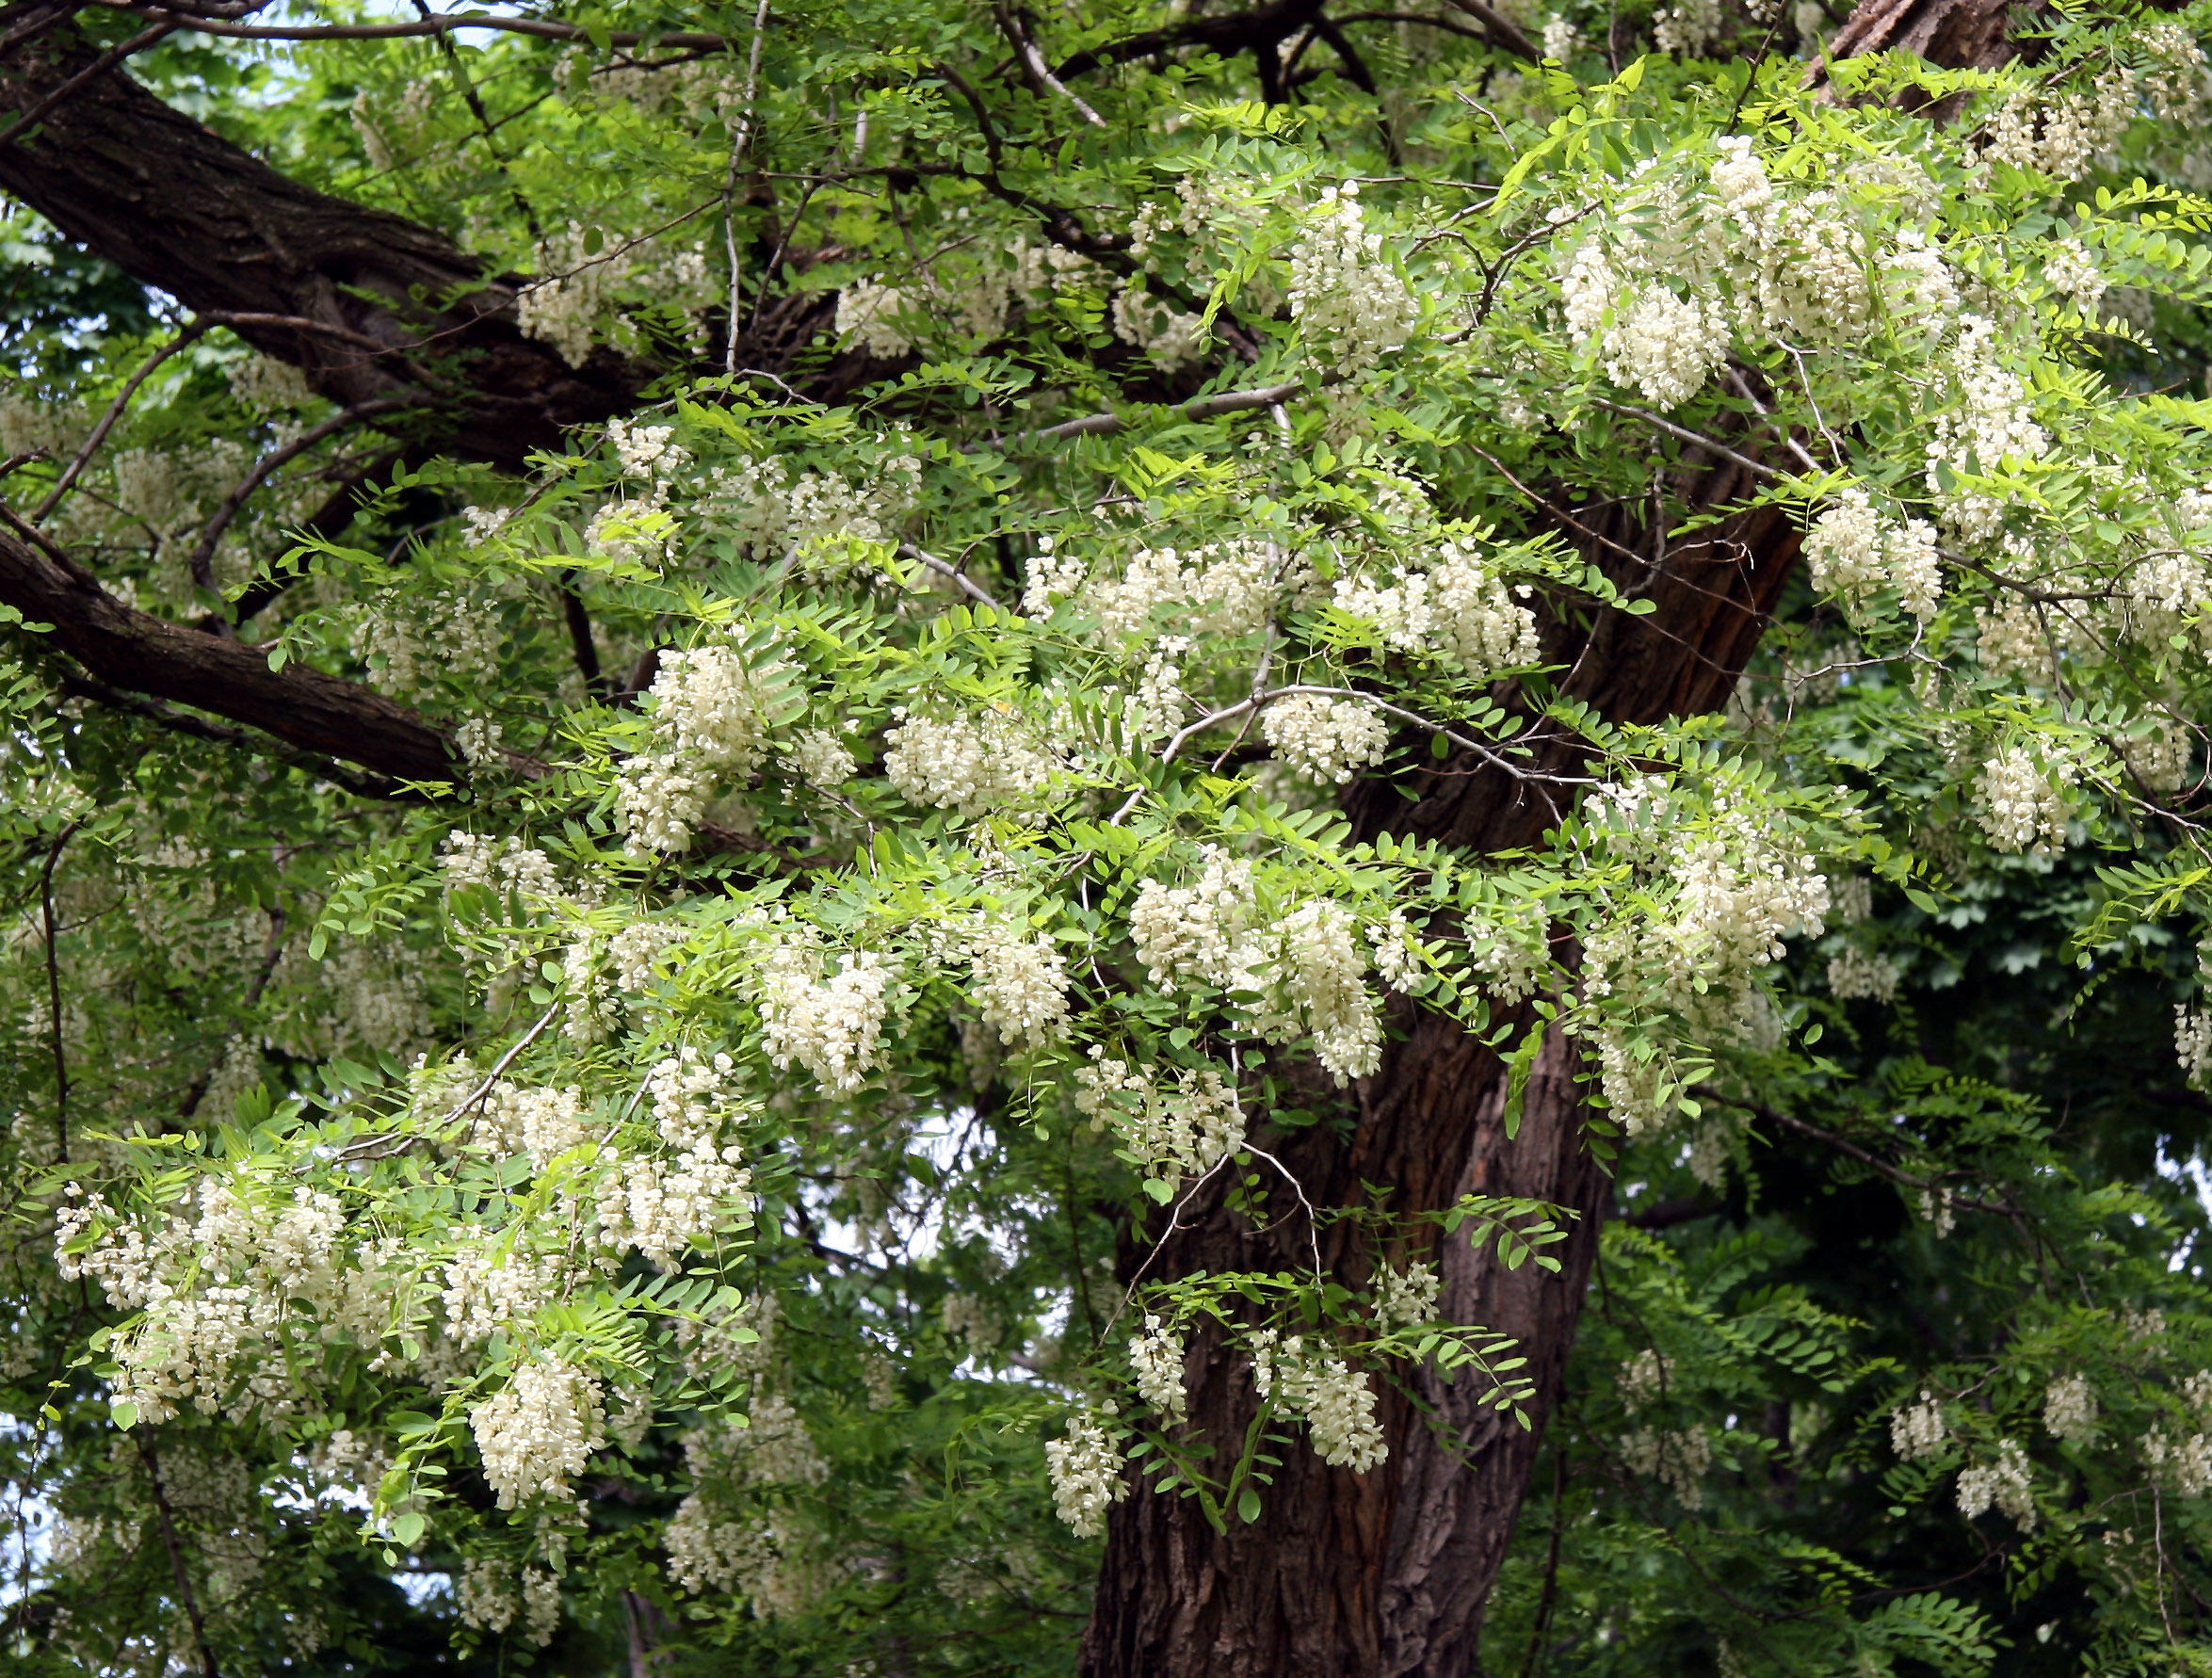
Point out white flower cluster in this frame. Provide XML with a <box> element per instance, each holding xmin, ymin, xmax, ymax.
<box><xmin>1330</xmin><ymin>537</ymin><xmax>1542</xmax><ymax>676</ymax></box>
<box><xmin>1976</xmin><ymin>597</ymin><xmax>2052</xmax><ymax>682</ymax></box>
<box><xmin>595</xmin><ymin>1141</ymin><xmax>753</xmax><ymax>1269</ymax></box>
<box><xmin>1287</xmin><ymin>184</ymin><xmax>1420</xmax><ymax>372</ymax></box>
<box><xmin>2042</xmin><ymin>1373</ymin><xmax>2097</xmax><ymax>1443</ymax></box>
<box><xmin>1620</xmin><ymin>1347</ymin><xmax>1672</xmax><ymax>1410</ymax></box>
<box><xmin>1251</xmin><ymin>1331</ymin><xmax>1388</xmax><ymax>1472</ymax></box>
<box><xmin>1112</xmin><ymin>284</ymin><xmax>1205</xmax><ymax>370</ymax></box>
<box><xmin>1129</xmin><ymin>1316</ymin><xmax>1188</xmax><ymax>1422</ymax></box>
<box><xmin>1601</xmin><ymin>283</ymin><xmax>1732</xmax><ymax>411</ymax></box>
<box><xmin>2122</xmin><ymin>721</ymin><xmax>2194</xmax><ymax>796</ymax></box>
<box><xmin>1372</xmin><ymin>1260</ymin><xmax>1443</xmax><ymax>1330</ymax></box>
<box><xmin>965</xmin><ymin>921</ymin><xmax>1073</xmax><ymax>1049</ymax></box>
<box><xmin>2131</xmin><ymin>548</ymin><xmax>2212</xmax><ymax>652</ymax></box>
<box><xmin>1045</xmin><ymin>1410</ymin><xmax>1129</xmax><ymax>1536</ymax></box>
<box><xmin>1129</xmin><ymin>845</ymin><xmax>1257</xmax><ymax>992</ymax></box>
<box><xmin>442</xmin><ymin>831</ymin><xmax>561</xmax><ymax>898</ymax></box>
<box><xmin>2176</xmin><ymin>999</ymin><xmax>2212</xmax><ymax>1091</ymax></box>
<box><xmin>618</xmin><ymin>641</ymin><xmax>777</xmax><ymax>854</ymax></box>
<box><xmin>782</xmin><ymin>726</ymin><xmax>857</xmax><ymax>790</ymax></box>
<box><xmin>1974</xmin><ymin>744</ymin><xmax>2076</xmax><ymax>854</ymax></box>
<box><xmin>517</xmin><ymin>224</ymin><xmax>616</xmax><ymax>366</ymax></box>
<box><xmin>1891</xmin><ymin>1390</ymin><xmax>1949</xmax><ymax>1460</ymax></box>
<box><xmin>1030</xmin><ymin>538</ymin><xmax>1294</xmax><ymax>640</ymax></box>
<box><xmin>1270</xmin><ymin>897</ymin><xmax>1386</xmax><ymax>1079</ymax></box>
<box><xmin>836</xmin><ymin>279</ymin><xmax>913</xmax><ymax>358</ymax></box>
<box><xmin>1955</xmin><ymin>1439</ymin><xmax>2036</xmax><ymax>1530</ymax></box>
<box><xmin>755</xmin><ymin>935</ymin><xmax>895</xmax><ymax>1094</ymax></box>
<box><xmin>2145</xmin><ymin>1427</ymin><xmax>2212</xmax><ymax>1496</ymax></box>
<box><xmin>55</xmin><ymin>1181</ymin><xmax>377</xmax><ymax>1424</ymax></box>
<box><xmin>479</xmin><ymin>1083</ymin><xmax>589</xmax><ymax>1169</ymax></box>
<box><xmin>1826</xmin><ymin>947</ymin><xmax>1900</xmax><ymax>1004</ymax></box>
<box><xmin>470</xmin><ymin>1355</ymin><xmax>608</xmax><ymax>1509</ymax></box>
<box><xmin>1802</xmin><ymin>488</ymin><xmax>1943</xmax><ymax>621</ymax></box>
<box><xmin>648</xmin><ymin>1046</ymin><xmax>741</xmax><ymax>1147</ymax></box>
<box><xmin>664</xmin><ymin>1492</ymin><xmax>772</xmax><ymax>1593</ymax></box>
<box><xmin>883</xmin><ymin>708</ymin><xmax>1059</xmax><ymax>817</ymax></box>
<box><xmin>1074</xmin><ymin>1052</ymin><xmax>1247</xmax><ymax>1180</ymax></box>
<box><xmin>443</xmin><ymin>1240</ymin><xmax>565</xmax><ymax>1344</ymax></box>
<box><xmin>2042</xmin><ymin>237</ymin><xmax>2107</xmax><ymax>317</ymax></box>
<box><xmin>1982</xmin><ymin>68</ymin><xmax>2135</xmax><ymax>180</ymax></box>
<box><xmin>1261</xmin><ymin>695</ymin><xmax>1390</xmax><ymax>785</ymax></box>
<box><xmin>1927</xmin><ymin>315</ymin><xmax>2050</xmax><ymax>546</ymax></box>
<box><xmin>1623</xmin><ymin>1426</ymin><xmax>1713</xmax><ymax>1509</ymax></box>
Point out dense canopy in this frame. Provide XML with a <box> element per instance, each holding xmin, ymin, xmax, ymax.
<box><xmin>5</xmin><ymin>0</ymin><xmax>2212</xmax><ymax>1671</ymax></box>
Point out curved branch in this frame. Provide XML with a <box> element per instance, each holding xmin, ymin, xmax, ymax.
<box><xmin>186</xmin><ymin>397</ymin><xmax>412</xmax><ymax>589</ymax></box>
<box><xmin>108</xmin><ymin>5</ymin><xmax>735</xmax><ymax>49</ymax></box>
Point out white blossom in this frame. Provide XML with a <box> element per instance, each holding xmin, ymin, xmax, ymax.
<box><xmin>1891</xmin><ymin>1390</ymin><xmax>1949</xmax><ymax>1460</ymax></box>
<box><xmin>1955</xmin><ymin>1439</ymin><xmax>2036</xmax><ymax>1530</ymax></box>
<box><xmin>2042</xmin><ymin>1373</ymin><xmax>2097</xmax><ymax>1443</ymax></box>
<box><xmin>1974</xmin><ymin>745</ymin><xmax>2076</xmax><ymax>854</ymax></box>
<box><xmin>1287</xmin><ymin>184</ymin><xmax>1419</xmax><ymax>371</ymax></box>
<box><xmin>470</xmin><ymin>1356</ymin><xmax>608</xmax><ymax>1509</ymax></box>
<box><xmin>756</xmin><ymin>937</ymin><xmax>895</xmax><ymax>1094</ymax></box>
<box><xmin>1373</xmin><ymin>1260</ymin><xmax>1443</xmax><ymax>1330</ymax></box>
<box><xmin>1129</xmin><ymin>1316</ymin><xmax>1188</xmax><ymax>1423</ymax></box>
<box><xmin>884</xmin><ymin>709</ymin><xmax>1058</xmax><ymax>817</ymax></box>
<box><xmin>1261</xmin><ymin>695</ymin><xmax>1390</xmax><ymax>785</ymax></box>
<box><xmin>1045</xmin><ymin>1410</ymin><xmax>1128</xmax><ymax>1536</ymax></box>
<box><xmin>966</xmin><ymin>922</ymin><xmax>1072</xmax><ymax>1049</ymax></box>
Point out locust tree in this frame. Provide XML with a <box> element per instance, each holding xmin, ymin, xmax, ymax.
<box><xmin>4</xmin><ymin>0</ymin><xmax>2212</xmax><ymax>1672</ymax></box>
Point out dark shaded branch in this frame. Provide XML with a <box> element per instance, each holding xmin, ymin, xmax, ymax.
<box><xmin>57</xmin><ymin>673</ymin><xmax>413</xmax><ymax>799</ymax></box>
<box><xmin>38</xmin><ymin>818</ymin><xmax>75</xmax><ymax>1164</ymax></box>
<box><xmin>0</xmin><ymin>509</ymin><xmax>462</xmax><ymax>783</ymax></box>
<box><xmin>137</xmin><ymin>1441</ymin><xmax>221</xmax><ymax>1678</ymax></box>
<box><xmin>110</xmin><ymin>5</ymin><xmax>735</xmax><ymax>49</ymax></box>
<box><xmin>0</xmin><ymin>16</ymin><xmax>170</xmax><ymax>148</ymax></box>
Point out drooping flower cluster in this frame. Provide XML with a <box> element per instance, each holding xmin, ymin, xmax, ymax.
<box><xmin>1260</xmin><ymin>694</ymin><xmax>1390</xmax><ymax>785</ymax></box>
<box><xmin>965</xmin><ymin>921</ymin><xmax>1073</xmax><ymax>1049</ymax></box>
<box><xmin>469</xmin><ymin>1355</ymin><xmax>608</xmax><ymax>1509</ymax></box>
<box><xmin>1287</xmin><ymin>184</ymin><xmax>1419</xmax><ymax>372</ymax></box>
<box><xmin>1074</xmin><ymin>1052</ymin><xmax>1247</xmax><ymax>1181</ymax></box>
<box><xmin>1044</xmin><ymin>1409</ymin><xmax>1128</xmax><ymax>1536</ymax></box>
<box><xmin>2042</xmin><ymin>1373</ymin><xmax>2098</xmax><ymax>1443</ymax></box>
<box><xmin>618</xmin><ymin>641</ymin><xmax>778</xmax><ymax>854</ymax></box>
<box><xmin>1251</xmin><ymin>1331</ymin><xmax>1388</xmax><ymax>1471</ymax></box>
<box><xmin>1891</xmin><ymin>1390</ymin><xmax>1949</xmax><ymax>1460</ymax></box>
<box><xmin>1623</xmin><ymin>1427</ymin><xmax>1714</xmax><ymax>1509</ymax></box>
<box><xmin>1129</xmin><ymin>1316</ymin><xmax>1188</xmax><ymax>1423</ymax></box>
<box><xmin>1330</xmin><ymin>537</ymin><xmax>1542</xmax><ymax>675</ymax></box>
<box><xmin>1955</xmin><ymin>1439</ymin><xmax>2036</xmax><ymax>1530</ymax></box>
<box><xmin>1974</xmin><ymin>744</ymin><xmax>2077</xmax><ymax>854</ymax></box>
<box><xmin>1803</xmin><ymin>487</ymin><xmax>1943</xmax><ymax>621</ymax></box>
<box><xmin>883</xmin><ymin>709</ymin><xmax>1059</xmax><ymax>817</ymax></box>
<box><xmin>755</xmin><ymin>935</ymin><xmax>896</xmax><ymax>1094</ymax></box>
<box><xmin>1372</xmin><ymin>1260</ymin><xmax>1444</xmax><ymax>1330</ymax></box>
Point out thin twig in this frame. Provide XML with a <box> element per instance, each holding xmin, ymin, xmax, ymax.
<box><xmin>899</xmin><ymin>542</ymin><xmax>1002</xmax><ymax>607</ymax></box>
<box><xmin>186</xmin><ymin>399</ymin><xmax>412</xmax><ymax>590</ymax></box>
<box><xmin>39</xmin><ymin>821</ymin><xmax>77</xmax><ymax>1165</ymax></box>
<box><xmin>997</xmin><ymin>2</ymin><xmax>1106</xmax><ymax>125</ymax></box>
<box><xmin>34</xmin><ymin>322</ymin><xmax>208</xmax><ymax>524</ymax></box>
<box><xmin>112</xmin><ymin>4</ymin><xmax>728</xmax><ymax>48</ymax></box>
<box><xmin>1584</xmin><ymin>397</ymin><xmax>1784</xmax><ymax>482</ymax></box>
<box><xmin>137</xmin><ymin>1441</ymin><xmax>221</xmax><ymax>1678</ymax></box>
<box><xmin>721</xmin><ymin>0</ymin><xmax>773</xmax><ymax>377</ymax></box>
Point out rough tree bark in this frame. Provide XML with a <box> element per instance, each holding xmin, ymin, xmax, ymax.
<box><xmin>0</xmin><ymin>1</ymin><xmax>650</xmax><ymax>469</ymax></box>
<box><xmin>0</xmin><ymin>1</ymin><xmax>2023</xmax><ymax>1670</ymax></box>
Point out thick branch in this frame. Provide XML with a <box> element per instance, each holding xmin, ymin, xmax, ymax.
<box><xmin>0</xmin><ymin>8</ymin><xmax>647</xmax><ymax>468</ymax></box>
<box><xmin>0</xmin><ymin>516</ymin><xmax>461</xmax><ymax>783</ymax></box>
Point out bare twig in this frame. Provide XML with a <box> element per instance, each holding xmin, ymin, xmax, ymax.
<box><xmin>186</xmin><ymin>399</ymin><xmax>412</xmax><ymax>591</ymax></box>
<box><xmin>137</xmin><ymin>1441</ymin><xmax>221</xmax><ymax>1678</ymax></box>
<box><xmin>39</xmin><ymin>820</ymin><xmax>78</xmax><ymax>1165</ymax></box>
<box><xmin>1016</xmin><ymin>380</ymin><xmax>1304</xmax><ymax>444</ymax></box>
<box><xmin>1584</xmin><ymin>397</ymin><xmax>1784</xmax><ymax>482</ymax></box>
<box><xmin>996</xmin><ymin>2</ymin><xmax>1106</xmax><ymax>125</ymax></box>
<box><xmin>899</xmin><ymin>542</ymin><xmax>1002</xmax><ymax>607</ymax></box>
<box><xmin>1433</xmin><ymin>0</ymin><xmax>1540</xmax><ymax>59</ymax></box>
<box><xmin>110</xmin><ymin>5</ymin><xmax>729</xmax><ymax>48</ymax></box>
<box><xmin>721</xmin><ymin>0</ymin><xmax>773</xmax><ymax>377</ymax></box>
<box><xmin>34</xmin><ymin>322</ymin><xmax>209</xmax><ymax>524</ymax></box>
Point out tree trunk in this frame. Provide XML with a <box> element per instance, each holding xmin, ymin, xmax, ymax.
<box><xmin>1079</xmin><ymin>463</ymin><xmax>1798</xmax><ymax>1677</ymax></box>
<box><xmin>1077</xmin><ymin>0</ymin><xmax>2038</xmax><ymax>1651</ymax></box>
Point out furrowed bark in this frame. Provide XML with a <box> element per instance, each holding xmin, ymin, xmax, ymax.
<box><xmin>0</xmin><ymin>520</ymin><xmax>461</xmax><ymax>783</ymax></box>
<box><xmin>0</xmin><ymin>2</ymin><xmax>646</xmax><ymax>469</ymax></box>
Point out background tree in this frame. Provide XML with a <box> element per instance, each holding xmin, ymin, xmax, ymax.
<box><xmin>1</xmin><ymin>0</ymin><xmax>2210</xmax><ymax>1673</ymax></box>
